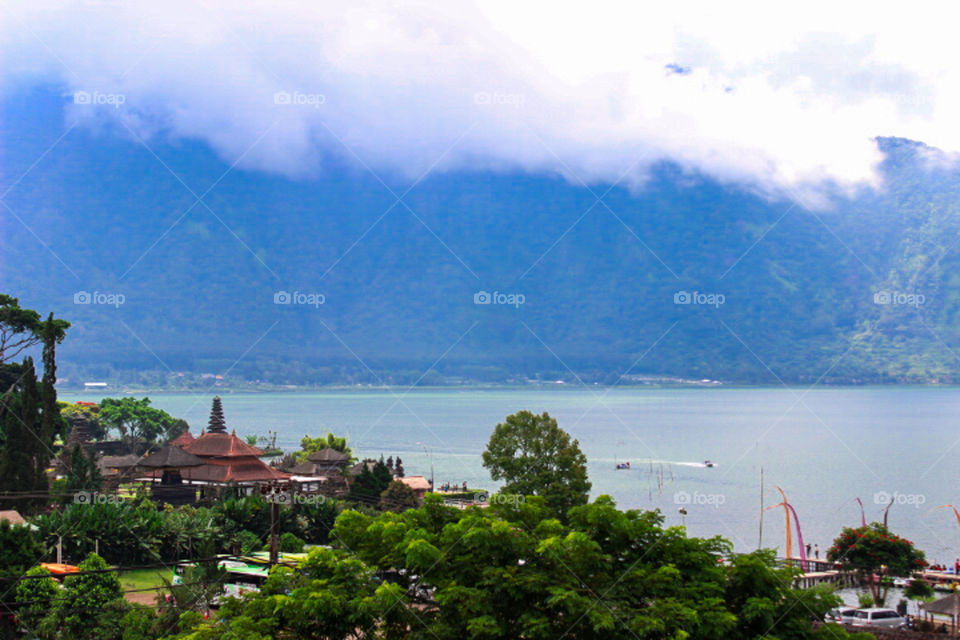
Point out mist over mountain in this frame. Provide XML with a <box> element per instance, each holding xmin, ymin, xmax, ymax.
<box><xmin>3</xmin><ymin>87</ymin><xmax>960</xmax><ymax>385</ymax></box>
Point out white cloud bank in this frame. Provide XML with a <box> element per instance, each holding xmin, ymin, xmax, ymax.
<box><xmin>3</xmin><ymin>0</ymin><xmax>959</xmax><ymax>199</ymax></box>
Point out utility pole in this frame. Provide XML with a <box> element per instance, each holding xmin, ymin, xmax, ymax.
<box><xmin>416</xmin><ymin>442</ymin><xmax>434</xmax><ymax>492</ymax></box>
<box><xmin>758</xmin><ymin>466</ymin><xmax>764</xmax><ymax>550</ymax></box>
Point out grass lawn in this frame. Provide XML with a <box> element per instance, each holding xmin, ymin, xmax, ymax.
<box><xmin>119</xmin><ymin>567</ymin><xmax>169</xmax><ymax>592</ymax></box>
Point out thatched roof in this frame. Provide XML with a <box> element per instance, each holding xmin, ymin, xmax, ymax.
<box><xmin>138</xmin><ymin>445</ymin><xmax>205</xmax><ymax>468</ymax></box>
<box><xmin>306</xmin><ymin>448</ymin><xmax>350</xmax><ymax>464</ymax></box>
<box><xmin>922</xmin><ymin>592</ymin><xmax>960</xmax><ymax>616</ymax></box>
<box><xmin>100</xmin><ymin>454</ymin><xmax>143</xmax><ymax>469</ymax></box>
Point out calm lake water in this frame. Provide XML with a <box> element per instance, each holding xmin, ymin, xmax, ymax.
<box><xmin>61</xmin><ymin>387</ymin><xmax>960</xmax><ymax>564</ymax></box>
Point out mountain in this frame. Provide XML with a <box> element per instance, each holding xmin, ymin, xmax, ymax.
<box><xmin>3</xmin><ymin>87</ymin><xmax>960</xmax><ymax>385</ymax></box>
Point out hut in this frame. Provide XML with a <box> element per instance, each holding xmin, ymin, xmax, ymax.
<box><xmin>138</xmin><ymin>445</ymin><xmax>205</xmax><ymax>506</ymax></box>
<box><xmin>921</xmin><ymin>591</ymin><xmax>960</xmax><ymax>635</ymax></box>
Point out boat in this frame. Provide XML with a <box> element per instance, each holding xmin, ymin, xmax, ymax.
<box><xmin>703</xmin><ymin>460</ymin><xmax>715</xmax><ymax>467</ymax></box>
<box><xmin>615</xmin><ymin>462</ymin><xmax>631</xmax><ymax>470</ymax></box>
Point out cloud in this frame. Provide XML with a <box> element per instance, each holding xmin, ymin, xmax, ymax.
<box><xmin>2</xmin><ymin>0</ymin><xmax>957</xmax><ymax>201</ymax></box>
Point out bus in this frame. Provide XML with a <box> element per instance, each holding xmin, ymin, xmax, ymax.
<box><xmin>171</xmin><ymin>558</ymin><xmax>270</xmax><ymax>605</ymax></box>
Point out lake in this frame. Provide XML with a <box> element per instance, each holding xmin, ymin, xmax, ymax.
<box><xmin>61</xmin><ymin>386</ymin><xmax>960</xmax><ymax>564</ymax></box>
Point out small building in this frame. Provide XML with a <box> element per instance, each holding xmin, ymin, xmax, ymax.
<box><xmin>398</xmin><ymin>475</ymin><xmax>432</xmax><ymax>500</ymax></box>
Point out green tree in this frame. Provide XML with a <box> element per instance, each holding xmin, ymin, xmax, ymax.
<box><xmin>98</xmin><ymin>397</ymin><xmax>184</xmax><ymax>445</ymax></box>
<box><xmin>348</xmin><ymin>459</ymin><xmax>392</xmax><ymax>506</ymax></box>
<box><xmin>0</xmin><ymin>357</ymin><xmax>50</xmax><ymax>513</ymax></box>
<box><xmin>176</xmin><ymin>547</ymin><xmax>408</xmax><ymax>639</ymax></box>
<box><xmin>0</xmin><ymin>294</ymin><xmax>42</xmax><ymax>364</ymax></box>
<box><xmin>39</xmin><ymin>313</ymin><xmax>69</xmax><ymax>446</ymax></box>
<box><xmin>56</xmin><ymin>552</ymin><xmax>126</xmax><ymax>639</ymax></box>
<box><xmin>380</xmin><ymin>479</ymin><xmax>419</xmax><ymax>512</ymax></box>
<box><xmin>64</xmin><ymin>444</ymin><xmax>103</xmax><ymax>494</ymax></box>
<box><xmin>828</xmin><ymin>522</ymin><xmax>927</xmax><ymax>606</ymax></box>
<box><xmin>14</xmin><ymin>566</ymin><xmax>60</xmax><ymax>636</ymax></box>
<box><xmin>0</xmin><ymin>519</ymin><xmax>44</xmax><ymax>578</ymax></box>
<box><xmin>482</xmin><ymin>410</ymin><xmax>591</xmax><ymax>517</ymax></box>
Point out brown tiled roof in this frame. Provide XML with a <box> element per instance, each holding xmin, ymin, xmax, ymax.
<box><xmin>181</xmin><ymin>458</ymin><xmax>290</xmax><ymax>483</ymax></box>
<box><xmin>170</xmin><ymin>431</ymin><xmax>195</xmax><ymax>447</ymax></box>
<box><xmin>184</xmin><ymin>431</ymin><xmax>264</xmax><ymax>458</ymax></box>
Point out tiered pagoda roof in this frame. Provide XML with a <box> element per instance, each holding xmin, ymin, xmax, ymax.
<box><xmin>179</xmin><ymin>397</ymin><xmax>289</xmax><ymax>484</ymax></box>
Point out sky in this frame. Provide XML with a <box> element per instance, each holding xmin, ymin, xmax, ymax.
<box><xmin>2</xmin><ymin>1</ymin><xmax>957</xmax><ymax>200</ymax></box>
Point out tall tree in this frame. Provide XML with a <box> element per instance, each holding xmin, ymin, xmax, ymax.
<box><xmin>39</xmin><ymin>313</ymin><xmax>69</xmax><ymax>447</ymax></box>
<box><xmin>482</xmin><ymin>410</ymin><xmax>591</xmax><ymax>517</ymax></box>
<box><xmin>0</xmin><ymin>358</ymin><xmax>50</xmax><ymax>512</ymax></box>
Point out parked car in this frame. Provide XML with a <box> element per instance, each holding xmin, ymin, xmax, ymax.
<box><xmin>824</xmin><ymin>607</ymin><xmax>858</xmax><ymax>624</ymax></box>
<box><xmin>851</xmin><ymin>608</ymin><xmax>906</xmax><ymax>628</ymax></box>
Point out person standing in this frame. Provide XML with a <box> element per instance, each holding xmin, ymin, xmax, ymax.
<box><xmin>814</xmin><ymin>544</ymin><xmax>819</xmax><ymax>559</ymax></box>
<box><xmin>805</xmin><ymin>543</ymin><xmax>811</xmax><ymax>557</ymax></box>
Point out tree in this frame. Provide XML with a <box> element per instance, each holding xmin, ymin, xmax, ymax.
<box><xmin>56</xmin><ymin>552</ymin><xmax>126</xmax><ymax>639</ymax></box>
<box><xmin>64</xmin><ymin>444</ymin><xmax>103</xmax><ymax>494</ymax></box>
<box><xmin>39</xmin><ymin>313</ymin><xmax>69</xmax><ymax>446</ymax></box>
<box><xmin>380</xmin><ymin>480</ymin><xmax>419</xmax><ymax>512</ymax></box>
<box><xmin>0</xmin><ymin>357</ymin><xmax>50</xmax><ymax>512</ymax></box>
<box><xmin>15</xmin><ymin>566</ymin><xmax>61</xmax><ymax>636</ymax></box>
<box><xmin>98</xmin><ymin>397</ymin><xmax>185</xmax><ymax>445</ymax></box>
<box><xmin>348</xmin><ymin>459</ymin><xmax>392</xmax><ymax>505</ymax></box>
<box><xmin>0</xmin><ymin>519</ymin><xmax>44</xmax><ymax>579</ymax></box>
<box><xmin>482</xmin><ymin>410</ymin><xmax>591</xmax><ymax>517</ymax></box>
<box><xmin>175</xmin><ymin>547</ymin><xmax>408</xmax><ymax>639</ymax></box>
<box><xmin>828</xmin><ymin>522</ymin><xmax>927</xmax><ymax>606</ymax></box>
<box><xmin>0</xmin><ymin>294</ymin><xmax>41</xmax><ymax>365</ymax></box>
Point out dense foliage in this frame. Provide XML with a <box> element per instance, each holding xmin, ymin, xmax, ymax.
<box><xmin>162</xmin><ymin>495</ymin><xmax>875</xmax><ymax>640</ymax></box>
